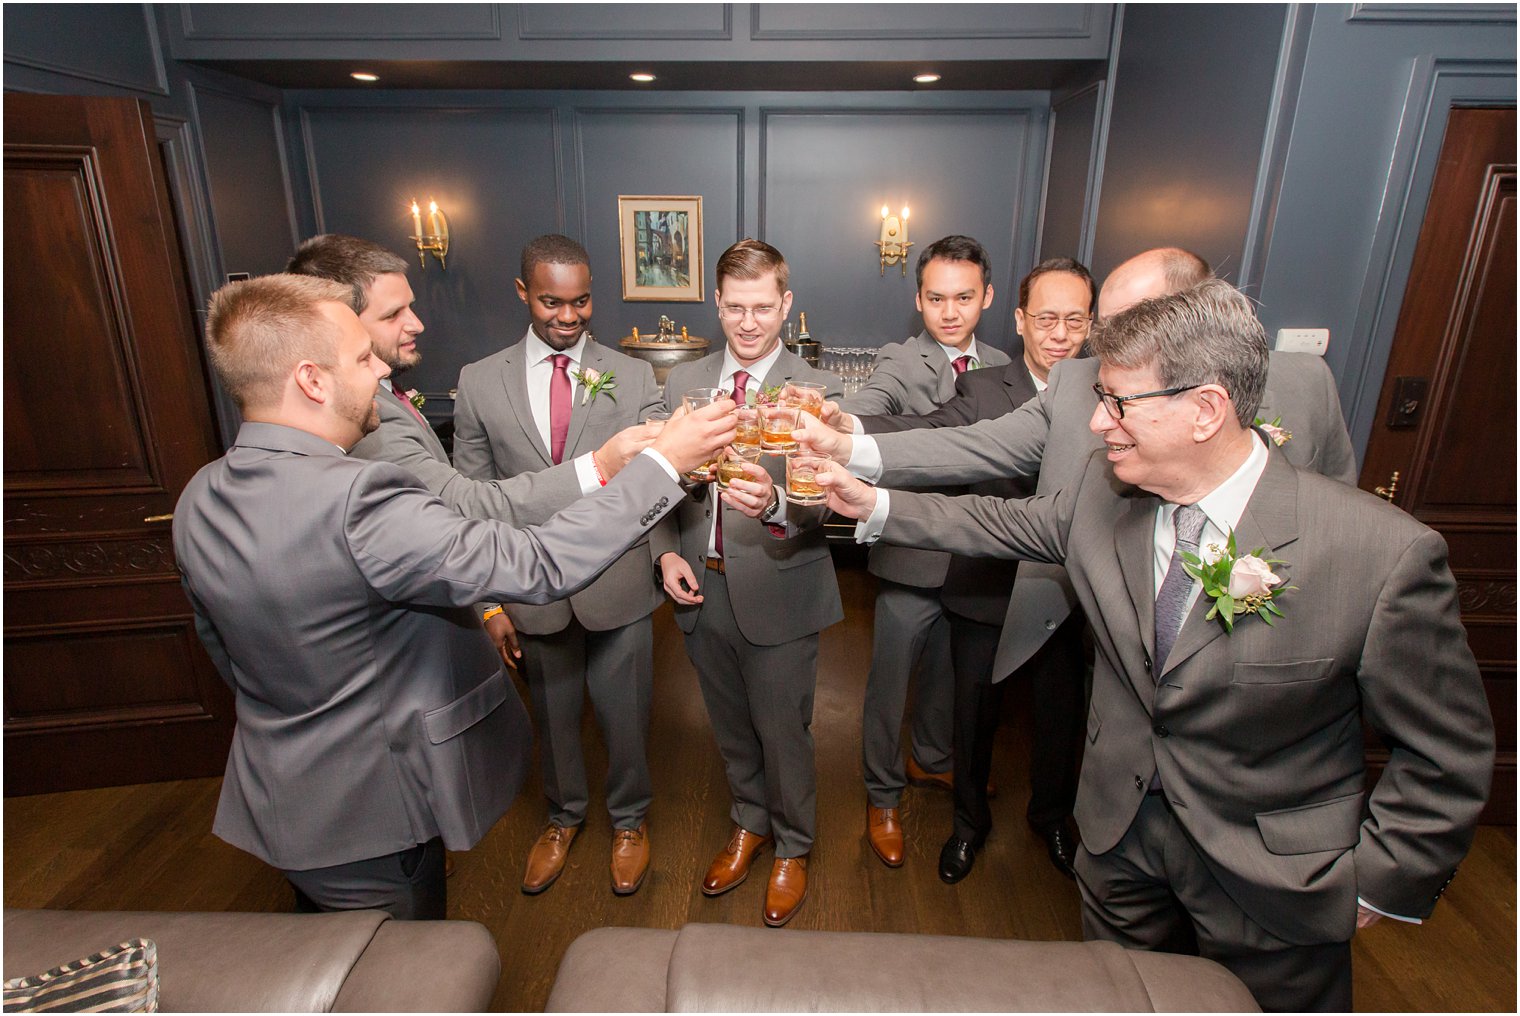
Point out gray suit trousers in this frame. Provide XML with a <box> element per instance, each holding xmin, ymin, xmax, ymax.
<box><xmin>862</xmin><ymin>580</ymin><xmax>954</xmax><ymax>806</ymax></box>
<box><xmin>520</xmin><ymin>616</ymin><xmax>654</xmax><ymax>829</ymax></box>
<box><xmin>683</xmin><ymin>569</ymin><xmax>818</xmax><ymax>857</ymax></box>
<box><xmin>1076</xmin><ymin>793</ymin><xmax>1352</xmax><ymax>1012</ymax></box>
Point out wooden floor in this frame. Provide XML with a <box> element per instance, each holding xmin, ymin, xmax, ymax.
<box><xmin>5</xmin><ymin>554</ymin><xmax>1515</xmax><ymax>1011</ymax></box>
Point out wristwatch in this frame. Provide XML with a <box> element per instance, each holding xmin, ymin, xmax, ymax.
<box><xmin>759</xmin><ymin>488</ymin><xmax>783</xmax><ymax>523</ymax></box>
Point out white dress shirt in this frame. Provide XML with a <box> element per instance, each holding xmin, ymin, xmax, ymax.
<box><xmin>521</xmin><ymin>327</ymin><xmax>604</xmax><ymax>494</ymax></box>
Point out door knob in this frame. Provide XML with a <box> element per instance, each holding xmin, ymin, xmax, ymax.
<box><xmin>1373</xmin><ymin>471</ymin><xmax>1400</xmax><ymax>504</ymax></box>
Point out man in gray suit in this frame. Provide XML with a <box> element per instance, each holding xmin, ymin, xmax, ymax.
<box><xmin>286</xmin><ymin>235</ymin><xmax>658</xmax><ymax>670</ymax></box>
<box><xmin>818</xmin><ymin>248</ymin><xmax>1358</xmax><ymax>881</ymax></box>
<box><xmin>173</xmin><ymin>274</ymin><xmax>733</xmax><ymax>920</ymax></box>
<box><xmin>657</xmin><ymin>239</ymin><xmax>844</xmax><ymax>927</ymax></box>
<box><xmin>818</xmin><ymin>279</ymin><xmax>1493</xmax><ymax>1011</ymax></box>
<box><xmin>451</xmin><ymin>235</ymin><xmax>669</xmax><ymax>896</ymax></box>
<box><xmin>840</xmin><ymin>236</ymin><xmax>1012</xmax><ymax>869</ymax></box>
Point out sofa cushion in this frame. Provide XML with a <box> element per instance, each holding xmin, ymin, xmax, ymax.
<box><xmin>3</xmin><ymin>938</ymin><xmax>158</xmax><ymax>1013</ymax></box>
<box><xmin>546</xmin><ymin>927</ymin><xmax>677</xmax><ymax>1013</ymax></box>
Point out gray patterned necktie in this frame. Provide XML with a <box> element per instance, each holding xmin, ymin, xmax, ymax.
<box><xmin>1153</xmin><ymin>504</ymin><xmax>1207</xmax><ymax>673</ymax></box>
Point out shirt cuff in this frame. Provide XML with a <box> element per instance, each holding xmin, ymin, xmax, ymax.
<box><xmin>847</xmin><ymin>434</ymin><xmax>885</xmax><ymax>483</ymax></box>
<box><xmin>856</xmin><ymin>488</ymin><xmax>890</xmax><ymax>543</ymax></box>
<box><xmin>849</xmin><ymin>415</ymin><xmax>864</xmax><ymax>435</ymax></box>
<box><xmin>572</xmin><ymin>452</ymin><xmax>602</xmax><ymax>494</ymax></box>
<box><xmin>638</xmin><ymin>448</ymin><xmax>681</xmax><ymax>483</ymax></box>
<box><xmin>1358</xmin><ymin>897</ymin><xmax>1422</xmax><ymax>925</ymax></box>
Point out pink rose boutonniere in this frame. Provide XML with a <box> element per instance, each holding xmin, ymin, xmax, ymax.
<box><xmin>1181</xmin><ymin>530</ymin><xmax>1294</xmax><ymax>633</ymax></box>
<box><xmin>405</xmin><ymin>389</ymin><xmax>425</xmax><ymax>411</ymax></box>
<box><xmin>573</xmin><ymin>367</ymin><xmax>617</xmax><ymax>406</ymax></box>
<box><xmin>1254</xmin><ymin>416</ymin><xmax>1292</xmax><ymax>447</ymax></box>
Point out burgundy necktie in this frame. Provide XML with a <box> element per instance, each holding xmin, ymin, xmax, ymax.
<box><xmin>953</xmin><ymin>354</ymin><xmax>975</xmax><ymax>375</ymax></box>
<box><xmin>391</xmin><ymin>383</ymin><xmax>428</xmax><ymax>426</ymax></box>
<box><xmin>549</xmin><ymin>353</ymin><xmax>572</xmax><ymax>464</ymax></box>
<box><xmin>715</xmin><ymin>370</ymin><xmax>751</xmax><ymax>559</ymax></box>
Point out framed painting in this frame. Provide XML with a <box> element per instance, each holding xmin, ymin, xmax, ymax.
<box><xmin>618</xmin><ymin>195</ymin><xmax>703</xmax><ymax>301</ymax></box>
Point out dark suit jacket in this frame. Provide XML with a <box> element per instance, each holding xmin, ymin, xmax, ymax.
<box><xmin>862</xmin><ymin>363</ymin><xmax>1039</xmax><ymax>624</ymax></box>
<box><xmin>880</xmin><ymin>444</ymin><xmax>1493</xmax><ymax>945</ymax></box>
<box><xmin>173</xmin><ymin>422</ymin><xmax>684</xmax><ymax>871</ymax></box>
<box><xmin>661</xmin><ymin>349</ymin><xmax>844</xmax><ymax>647</ymax></box>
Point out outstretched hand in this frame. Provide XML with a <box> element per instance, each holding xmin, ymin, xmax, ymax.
<box><xmin>791</xmin><ymin>410</ymin><xmax>853</xmax><ymax>463</ymax></box>
<box><xmin>651</xmin><ymin>401</ymin><xmax>737</xmax><ymax>475</ymax></box>
<box><xmin>595</xmin><ymin>422</ymin><xmax>658</xmax><ymax>479</ymax></box>
<box><xmin>816</xmin><ymin>459</ymin><xmax>878</xmax><ymax>519</ymax></box>
<box><xmin>819</xmin><ymin>399</ymin><xmax>856</xmax><ymax>435</ymax></box>
<box><xmin>720</xmin><ymin>461</ymin><xmax>776</xmax><ymax>519</ymax></box>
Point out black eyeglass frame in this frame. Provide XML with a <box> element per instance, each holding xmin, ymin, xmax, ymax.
<box><xmin>1091</xmin><ymin>382</ymin><xmax>1203</xmax><ymax>420</ymax></box>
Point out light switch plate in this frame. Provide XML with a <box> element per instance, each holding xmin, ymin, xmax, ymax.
<box><xmin>1275</xmin><ymin>327</ymin><xmax>1329</xmax><ymax>355</ymax></box>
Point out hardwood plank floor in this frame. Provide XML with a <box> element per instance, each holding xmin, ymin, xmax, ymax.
<box><xmin>5</xmin><ymin>554</ymin><xmax>1514</xmax><ymax>1011</ymax></box>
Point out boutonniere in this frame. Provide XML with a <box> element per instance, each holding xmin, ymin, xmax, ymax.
<box><xmin>748</xmin><ymin>383</ymin><xmax>785</xmax><ymax>407</ymax></box>
<box><xmin>405</xmin><ymin>389</ymin><xmax>425</xmax><ymax>411</ymax></box>
<box><xmin>1181</xmin><ymin>529</ymin><xmax>1294</xmax><ymax>633</ymax></box>
<box><xmin>1254</xmin><ymin>416</ymin><xmax>1292</xmax><ymax>447</ymax></box>
<box><xmin>573</xmin><ymin>366</ymin><xmax>617</xmax><ymax>406</ymax></box>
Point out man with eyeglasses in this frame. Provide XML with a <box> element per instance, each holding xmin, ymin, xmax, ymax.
<box><xmin>816</xmin><ymin>278</ymin><xmax>1492</xmax><ymax>1013</ymax></box>
<box><xmin>836</xmin><ymin>236</ymin><xmax>1013</xmax><ymax>873</ymax></box>
<box><xmin>805</xmin><ymin>247</ymin><xmax>1357</xmax><ymax>882</ymax></box>
<box><xmin>657</xmin><ymin>238</ymin><xmax>844</xmax><ymax>927</ymax></box>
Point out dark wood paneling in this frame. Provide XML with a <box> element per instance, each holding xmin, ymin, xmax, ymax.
<box><xmin>4</xmin><ymin>94</ymin><xmax>232</xmax><ymax>796</ymax></box>
<box><xmin>762</xmin><ymin>107</ymin><xmax>1036</xmax><ymax>353</ymax></box>
<box><xmin>519</xmin><ymin>3</ymin><xmax>731</xmax><ymax>41</ymax></box>
<box><xmin>2</xmin><ymin>4</ymin><xmax>167</xmax><ymax>95</ymax></box>
<box><xmin>180</xmin><ymin>3</ymin><xmax>501</xmax><ymax>40</ymax></box>
<box><xmin>3</xmin><ymin>154</ymin><xmax>155</xmax><ymax>489</ymax></box>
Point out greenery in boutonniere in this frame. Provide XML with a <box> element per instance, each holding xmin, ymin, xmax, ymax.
<box><xmin>748</xmin><ymin>383</ymin><xmax>785</xmax><ymax>407</ymax></box>
<box><xmin>405</xmin><ymin>389</ymin><xmax>425</xmax><ymax>411</ymax></box>
<box><xmin>1181</xmin><ymin>529</ymin><xmax>1294</xmax><ymax>633</ymax></box>
<box><xmin>1253</xmin><ymin>415</ymin><xmax>1292</xmax><ymax>446</ymax></box>
<box><xmin>573</xmin><ymin>366</ymin><xmax>617</xmax><ymax>406</ymax></box>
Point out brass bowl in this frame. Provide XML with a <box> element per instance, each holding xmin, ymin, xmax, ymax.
<box><xmin>620</xmin><ymin>334</ymin><xmax>711</xmax><ymax>387</ymax></box>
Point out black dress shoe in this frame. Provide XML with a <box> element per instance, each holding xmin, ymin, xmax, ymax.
<box><xmin>1040</xmin><ymin>823</ymin><xmax>1077</xmax><ymax>879</ymax></box>
<box><xmin>938</xmin><ymin>835</ymin><xmax>980</xmax><ymax>884</ymax></box>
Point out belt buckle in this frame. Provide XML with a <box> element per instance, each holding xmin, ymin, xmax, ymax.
<box><xmin>704</xmin><ymin>556</ymin><xmax>726</xmax><ymax>574</ymax></box>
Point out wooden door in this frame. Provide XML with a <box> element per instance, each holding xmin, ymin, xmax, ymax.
<box><xmin>4</xmin><ymin>95</ymin><xmax>233</xmax><ymax>795</ymax></box>
<box><xmin>1360</xmin><ymin>106</ymin><xmax>1516</xmax><ymax>823</ymax></box>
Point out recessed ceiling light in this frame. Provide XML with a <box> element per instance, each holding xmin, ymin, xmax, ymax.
<box><xmin>630</xmin><ymin>72</ymin><xmax>656</xmax><ymax>83</ymax></box>
<box><xmin>914</xmin><ymin>73</ymin><xmax>941</xmax><ymax>84</ymax></box>
<box><xmin>350</xmin><ymin>72</ymin><xmax>379</xmax><ymax>82</ymax></box>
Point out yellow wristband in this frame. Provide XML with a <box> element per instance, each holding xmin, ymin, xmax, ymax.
<box><xmin>482</xmin><ymin>605</ymin><xmax>505</xmax><ymax>621</ymax></box>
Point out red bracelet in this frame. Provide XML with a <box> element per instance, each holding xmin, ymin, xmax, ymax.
<box><xmin>592</xmin><ymin>454</ymin><xmax>608</xmax><ymax>486</ymax></box>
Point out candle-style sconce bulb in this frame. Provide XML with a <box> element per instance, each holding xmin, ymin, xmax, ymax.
<box><xmin>409</xmin><ymin>196</ymin><xmax>450</xmax><ymax>270</ymax></box>
<box><xmin>874</xmin><ymin>200</ymin><xmax>913</xmax><ymax>277</ymax></box>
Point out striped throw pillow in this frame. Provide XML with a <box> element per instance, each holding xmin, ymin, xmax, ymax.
<box><xmin>3</xmin><ymin>939</ymin><xmax>158</xmax><ymax>1013</ymax></box>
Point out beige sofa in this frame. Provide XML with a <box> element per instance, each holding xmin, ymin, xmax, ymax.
<box><xmin>547</xmin><ymin>923</ymin><xmax>1260</xmax><ymax>1012</ymax></box>
<box><xmin>3</xmin><ymin>908</ymin><xmax>499</xmax><ymax>1012</ymax></box>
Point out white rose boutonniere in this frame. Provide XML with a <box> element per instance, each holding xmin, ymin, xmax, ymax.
<box><xmin>1181</xmin><ymin>529</ymin><xmax>1293</xmax><ymax>633</ymax></box>
<box><xmin>1254</xmin><ymin>416</ymin><xmax>1292</xmax><ymax>447</ymax></box>
<box><xmin>573</xmin><ymin>367</ymin><xmax>617</xmax><ymax>406</ymax></box>
<box><xmin>405</xmin><ymin>389</ymin><xmax>425</xmax><ymax>411</ymax></box>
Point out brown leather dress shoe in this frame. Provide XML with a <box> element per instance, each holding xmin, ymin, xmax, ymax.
<box><xmin>763</xmin><ymin>856</ymin><xmax>809</xmax><ymax>927</ymax></box>
<box><xmin>866</xmin><ymin>805</ymin><xmax>904</xmax><ymax>867</ymax></box>
<box><xmin>610</xmin><ymin>822</ymin><xmax>651</xmax><ymax>896</ymax></box>
<box><xmin>906</xmin><ymin>755</ymin><xmax>997</xmax><ymax>798</ymax></box>
<box><xmin>521</xmin><ymin>823</ymin><xmax>578</xmax><ymax>895</ymax></box>
<box><xmin>701</xmin><ymin>825</ymin><xmax>772</xmax><ymax>896</ymax></box>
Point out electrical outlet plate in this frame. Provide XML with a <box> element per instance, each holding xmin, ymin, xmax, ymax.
<box><xmin>1275</xmin><ymin>327</ymin><xmax>1329</xmax><ymax>355</ymax></box>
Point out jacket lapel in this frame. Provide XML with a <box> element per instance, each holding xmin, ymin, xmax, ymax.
<box><xmin>1159</xmin><ymin>446</ymin><xmax>1302</xmax><ymax>678</ymax></box>
<box><xmin>501</xmin><ymin>339</ymin><xmax>551</xmax><ymax>466</ymax></box>
<box><xmin>1114</xmin><ymin>490</ymin><xmax>1160</xmax><ymax>703</ymax></box>
<box><xmin>565</xmin><ymin>340</ymin><xmax>608</xmax><ymax>454</ymax></box>
<box><xmin>1001</xmin><ymin>366</ymin><xmax>1036</xmax><ymax>411</ymax></box>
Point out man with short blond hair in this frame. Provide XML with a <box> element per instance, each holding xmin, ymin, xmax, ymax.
<box><xmin>174</xmin><ymin>273</ymin><xmax>731</xmax><ymax>920</ymax></box>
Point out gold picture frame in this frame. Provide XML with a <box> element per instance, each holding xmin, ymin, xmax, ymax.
<box><xmin>618</xmin><ymin>195</ymin><xmax>704</xmax><ymax>302</ymax></box>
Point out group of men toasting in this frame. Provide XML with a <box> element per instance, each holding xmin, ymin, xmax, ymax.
<box><xmin>176</xmin><ymin>221</ymin><xmax>1493</xmax><ymax>1011</ymax></box>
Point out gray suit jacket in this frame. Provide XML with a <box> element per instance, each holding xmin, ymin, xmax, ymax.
<box><xmin>173</xmin><ymin>422</ymin><xmax>684</xmax><ymax>872</ymax></box>
<box><xmin>452</xmin><ymin>338</ymin><xmax>670</xmax><ymax>635</ymax></box>
<box><xmin>349</xmin><ymin>384</ymin><xmax>582</xmax><ymax>527</ymax></box>
<box><xmin>841</xmin><ymin>331</ymin><xmax>1012</xmax><ymax>588</ymax></box>
<box><xmin>872</xmin><ymin>351</ymin><xmax>1358</xmax><ymax>679</ymax></box>
<box><xmin>881</xmin><ymin>446</ymin><xmax>1493</xmax><ymax>945</ymax></box>
<box><xmin>662</xmin><ymin>349</ymin><xmax>844</xmax><ymax>646</ymax></box>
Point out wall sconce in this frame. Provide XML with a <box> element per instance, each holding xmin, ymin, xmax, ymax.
<box><xmin>876</xmin><ymin>204</ymin><xmax>912</xmax><ymax>276</ymax></box>
<box><xmin>409</xmin><ymin>198</ymin><xmax>449</xmax><ymax>270</ymax></box>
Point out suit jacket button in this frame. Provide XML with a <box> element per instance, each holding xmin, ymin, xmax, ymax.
<box><xmin>1134</xmin><ymin>775</ymin><xmax>1145</xmax><ymax>791</ymax></box>
<box><xmin>1153</xmin><ymin>724</ymin><xmax>1169</xmax><ymax>738</ymax></box>
<box><xmin>1044</xmin><ymin>619</ymin><xmax>1057</xmax><ymax>630</ymax></box>
<box><xmin>1143</xmin><ymin>657</ymin><xmax>1152</xmax><ymax>671</ymax></box>
<box><xmin>658</xmin><ymin>496</ymin><xmax>669</xmax><ymax>508</ymax></box>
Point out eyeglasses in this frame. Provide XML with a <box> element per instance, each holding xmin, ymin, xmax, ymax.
<box><xmin>1027</xmin><ymin>312</ymin><xmax>1092</xmax><ymax>334</ymax></box>
<box><xmin>718</xmin><ymin>304</ymin><xmax>781</xmax><ymax>323</ymax></box>
<box><xmin>1092</xmin><ymin>382</ymin><xmax>1202</xmax><ymax>420</ymax></box>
